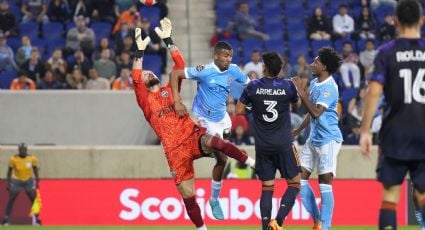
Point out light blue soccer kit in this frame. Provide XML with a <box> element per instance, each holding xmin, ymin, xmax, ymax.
<box><xmin>300</xmin><ymin>76</ymin><xmax>342</xmax><ymax>230</ymax></box>
<box><xmin>184</xmin><ymin>63</ymin><xmax>249</xmax><ymax>137</ymax></box>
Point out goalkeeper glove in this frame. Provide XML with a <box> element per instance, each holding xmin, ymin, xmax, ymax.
<box><xmin>154</xmin><ymin>17</ymin><xmax>174</xmax><ymax>48</ymax></box>
<box><xmin>134</xmin><ymin>27</ymin><xmax>151</xmax><ymax>59</ymax></box>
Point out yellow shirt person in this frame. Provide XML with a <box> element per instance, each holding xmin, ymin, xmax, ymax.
<box><xmin>9</xmin><ymin>154</ymin><xmax>38</xmax><ymax>181</ymax></box>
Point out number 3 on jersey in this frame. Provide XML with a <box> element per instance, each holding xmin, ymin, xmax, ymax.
<box><xmin>263</xmin><ymin>100</ymin><xmax>278</xmax><ymax>122</ymax></box>
<box><xmin>399</xmin><ymin>68</ymin><xmax>425</xmax><ymax>104</ymax></box>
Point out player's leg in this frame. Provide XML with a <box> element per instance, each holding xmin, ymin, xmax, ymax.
<box><xmin>275</xmin><ymin>144</ymin><xmax>301</xmax><ymax>227</ymax></box>
<box><xmin>376</xmin><ymin>154</ymin><xmax>409</xmax><ymax>230</ymax></box>
<box><xmin>3</xmin><ymin>180</ymin><xmax>21</xmax><ymax>225</ymax></box>
<box><xmin>410</xmin><ymin>159</ymin><xmax>425</xmax><ymax>229</ymax></box>
<box><xmin>316</xmin><ymin>140</ymin><xmax>341</xmax><ymax>230</ymax></box>
<box><xmin>177</xmin><ymin>178</ymin><xmax>206</xmax><ymax>230</ymax></box>
<box><xmin>23</xmin><ymin>179</ymin><xmax>41</xmax><ymax>225</ymax></box>
<box><xmin>299</xmin><ymin>141</ymin><xmax>321</xmax><ymax>227</ymax></box>
<box><xmin>412</xmin><ymin>189</ymin><xmax>425</xmax><ymax>229</ymax></box>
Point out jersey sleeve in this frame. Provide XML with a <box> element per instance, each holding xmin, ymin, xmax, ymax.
<box><xmin>368</xmin><ymin>49</ymin><xmax>387</xmax><ymax>84</ymax></box>
<box><xmin>316</xmin><ymin>85</ymin><xmax>337</xmax><ymax>109</ymax></box>
<box><xmin>164</xmin><ymin>49</ymin><xmax>186</xmax><ymax>91</ymax></box>
<box><xmin>132</xmin><ymin>69</ymin><xmax>151</xmax><ymax>119</ymax></box>
<box><xmin>287</xmin><ymin>80</ymin><xmax>299</xmax><ymax>103</ymax></box>
<box><xmin>233</xmin><ymin>66</ymin><xmax>250</xmax><ymax>84</ymax></box>
<box><xmin>239</xmin><ymin>82</ymin><xmax>252</xmax><ymax>105</ymax></box>
<box><xmin>184</xmin><ymin>66</ymin><xmax>208</xmax><ymax>82</ymax></box>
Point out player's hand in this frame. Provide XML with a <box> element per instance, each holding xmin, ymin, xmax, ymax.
<box><xmin>154</xmin><ymin>17</ymin><xmax>172</xmax><ymax>39</ymax></box>
<box><xmin>291</xmin><ymin>128</ymin><xmax>301</xmax><ymax>137</ymax></box>
<box><xmin>291</xmin><ymin>76</ymin><xmax>302</xmax><ymax>92</ymax></box>
<box><xmin>174</xmin><ymin>101</ymin><xmax>188</xmax><ymax>117</ymax></box>
<box><xmin>359</xmin><ymin>131</ymin><xmax>372</xmax><ymax>159</ymax></box>
<box><xmin>135</xmin><ymin>28</ymin><xmax>151</xmax><ymax>51</ymax></box>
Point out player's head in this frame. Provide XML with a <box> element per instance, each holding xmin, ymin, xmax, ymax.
<box><xmin>18</xmin><ymin>143</ymin><xmax>27</xmax><ymax>157</ymax></box>
<box><xmin>262</xmin><ymin>52</ymin><xmax>283</xmax><ymax>78</ymax></box>
<box><xmin>311</xmin><ymin>47</ymin><xmax>342</xmax><ymax>76</ymax></box>
<box><xmin>213</xmin><ymin>41</ymin><xmax>233</xmax><ymax>71</ymax></box>
<box><xmin>142</xmin><ymin>70</ymin><xmax>160</xmax><ymax>89</ymax></box>
<box><xmin>395</xmin><ymin>0</ymin><xmax>423</xmax><ymax>29</ymax></box>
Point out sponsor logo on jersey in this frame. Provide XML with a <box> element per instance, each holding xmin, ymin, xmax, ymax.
<box><xmin>161</xmin><ymin>90</ymin><xmax>168</xmax><ymax>97</ymax></box>
<box><xmin>195</xmin><ymin>65</ymin><xmax>205</xmax><ymax>71</ymax></box>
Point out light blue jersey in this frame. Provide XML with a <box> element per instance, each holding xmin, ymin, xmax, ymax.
<box><xmin>308</xmin><ymin>76</ymin><xmax>342</xmax><ymax>145</ymax></box>
<box><xmin>184</xmin><ymin>63</ymin><xmax>249</xmax><ymax>122</ymax></box>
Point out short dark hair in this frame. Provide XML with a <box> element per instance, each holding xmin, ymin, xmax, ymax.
<box><xmin>262</xmin><ymin>52</ymin><xmax>282</xmax><ymax>76</ymax></box>
<box><xmin>214</xmin><ymin>41</ymin><xmax>232</xmax><ymax>53</ymax></box>
<box><xmin>318</xmin><ymin>47</ymin><xmax>342</xmax><ymax>74</ymax></box>
<box><xmin>396</xmin><ymin>0</ymin><xmax>422</xmax><ymax>27</ymax></box>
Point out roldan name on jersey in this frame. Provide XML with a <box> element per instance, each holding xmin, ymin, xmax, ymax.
<box><xmin>396</xmin><ymin>50</ymin><xmax>425</xmax><ymax>62</ymax></box>
<box><xmin>256</xmin><ymin>88</ymin><xmax>286</xmax><ymax>95</ymax></box>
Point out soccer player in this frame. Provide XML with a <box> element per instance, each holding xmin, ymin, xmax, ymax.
<box><xmin>291</xmin><ymin>47</ymin><xmax>343</xmax><ymax>230</ymax></box>
<box><xmin>132</xmin><ymin>18</ymin><xmax>255</xmax><ymax>229</ymax></box>
<box><xmin>359</xmin><ymin>0</ymin><xmax>425</xmax><ymax>229</ymax></box>
<box><xmin>170</xmin><ymin>41</ymin><xmax>251</xmax><ymax>219</ymax></box>
<box><xmin>235</xmin><ymin>52</ymin><xmax>301</xmax><ymax>230</ymax></box>
<box><xmin>2</xmin><ymin>143</ymin><xmax>41</xmax><ymax>226</ymax></box>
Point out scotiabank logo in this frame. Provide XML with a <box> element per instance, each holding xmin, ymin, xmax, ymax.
<box><xmin>119</xmin><ymin>187</ymin><xmax>320</xmax><ymax>221</ymax></box>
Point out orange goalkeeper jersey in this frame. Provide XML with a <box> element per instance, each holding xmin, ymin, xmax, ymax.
<box><xmin>133</xmin><ymin>50</ymin><xmax>196</xmax><ymax>153</ymax></box>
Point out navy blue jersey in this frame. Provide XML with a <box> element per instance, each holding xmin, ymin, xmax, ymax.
<box><xmin>369</xmin><ymin>38</ymin><xmax>425</xmax><ymax>160</ymax></box>
<box><xmin>239</xmin><ymin>77</ymin><xmax>298</xmax><ymax>152</ymax></box>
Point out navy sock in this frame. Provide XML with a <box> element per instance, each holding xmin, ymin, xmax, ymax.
<box><xmin>379</xmin><ymin>201</ymin><xmax>397</xmax><ymax>230</ymax></box>
<box><xmin>260</xmin><ymin>185</ymin><xmax>274</xmax><ymax>230</ymax></box>
<box><xmin>276</xmin><ymin>185</ymin><xmax>300</xmax><ymax>226</ymax></box>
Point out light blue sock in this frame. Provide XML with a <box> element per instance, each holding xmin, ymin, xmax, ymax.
<box><xmin>300</xmin><ymin>180</ymin><xmax>320</xmax><ymax>222</ymax></box>
<box><xmin>210</xmin><ymin>180</ymin><xmax>222</xmax><ymax>201</ymax></box>
<box><xmin>415</xmin><ymin>210</ymin><xmax>425</xmax><ymax>228</ymax></box>
<box><xmin>319</xmin><ymin>184</ymin><xmax>334</xmax><ymax>229</ymax></box>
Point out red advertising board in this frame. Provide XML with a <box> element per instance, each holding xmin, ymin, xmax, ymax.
<box><xmin>3</xmin><ymin>179</ymin><xmax>407</xmax><ymax>226</ymax></box>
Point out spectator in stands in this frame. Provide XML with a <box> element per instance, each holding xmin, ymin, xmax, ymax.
<box><xmin>359</xmin><ymin>39</ymin><xmax>377</xmax><ymax>77</ymax></box>
<box><xmin>46</xmin><ymin>48</ymin><xmax>68</xmax><ymax>87</ymax></box>
<box><xmin>116</xmin><ymin>35</ymin><xmax>135</xmax><ymax>57</ymax></box>
<box><xmin>112</xmin><ymin>4</ymin><xmax>140</xmax><ymax>34</ymax></box>
<box><xmin>243</xmin><ymin>50</ymin><xmax>262</xmax><ymax>76</ymax></box>
<box><xmin>112</xmin><ymin>67</ymin><xmax>133</xmax><ymax>90</ymax></box>
<box><xmin>370</xmin><ymin>0</ymin><xmax>396</xmax><ymax>9</ymax></box>
<box><xmin>279</xmin><ymin>55</ymin><xmax>296</xmax><ymax>79</ymax></box>
<box><xmin>293</xmin><ymin>54</ymin><xmax>312</xmax><ymax>80</ymax></box>
<box><xmin>47</xmin><ymin>0</ymin><xmax>71</xmax><ymax>23</ymax></box>
<box><xmin>229</xmin><ymin>125</ymin><xmax>252</xmax><ymax>145</ymax></box>
<box><xmin>67</xmin><ymin>49</ymin><xmax>91</xmax><ymax>77</ymax></box>
<box><xmin>85</xmin><ymin>68</ymin><xmax>110</xmax><ymax>90</ymax></box>
<box><xmin>0</xmin><ymin>0</ymin><xmax>18</xmax><ymax>37</ymax></box>
<box><xmin>15</xmin><ymin>36</ymin><xmax>34</xmax><ymax>67</ymax></box>
<box><xmin>20</xmin><ymin>47</ymin><xmax>45</xmax><ymax>82</ymax></box>
<box><xmin>70</xmin><ymin>0</ymin><xmax>92</xmax><ymax>24</ymax></box>
<box><xmin>378</xmin><ymin>13</ymin><xmax>396</xmax><ymax>41</ymax></box>
<box><xmin>93</xmin><ymin>49</ymin><xmax>116</xmax><ymax>83</ymax></box>
<box><xmin>340</xmin><ymin>41</ymin><xmax>361</xmax><ymax>88</ymax></box>
<box><xmin>234</xmin><ymin>2</ymin><xmax>269</xmax><ymax>41</ymax></box>
<box><xmin>308</xmin><ymin>7</ymin><xmax>331</xmax><ymax>40</ymax></box>
<box><xmin>347</xmin><ymin>85</ymin><xmax>367</xmax><ymax>124</ymax></box>
<box><xmin>332</xmin><ymin>4</ymin><xmax>354</xmax><ymax>39</ymax></box>
<box><xmin>65</xmin><ymin>15</ymin><xmax>96</xmax><ymax>56</ymax></box>
<box><xmin>37</xmin><ymin>70</ymin><xmax>62</xmax><ymax>89</ymax></box>
<box><xmin>247</xmin><ymin>70</ymin><xmax>259</xmax><ymax>80</ymax></box>
<box><xmin>113</xmin><ymin>21</ymin><xmax>134</xmax><ymax>51</ymax></box>
<box><xmin>66</xmin><ymin>67</ymin><xmax>87</xmax><ymax>89</ymax></box>
<box><xmin>0</xmin><ymin>32</ymin><xmax>18</xmax><ymax>72</ymax></box>
<box><xmin>225</xmin><ymin>159</ymin><xmax>255</xmax><ymax>179</ymax></box>
<box><xmin>139</xmin><ymin>17</ymin><xmax>167</xmax><ymax>74</ymax></box>
<box><xmin>371</xmin><ymin>104</ymin><xmax>384</xmax><ymax>144</ymax></box>
<box><xmin>114</xmin><ymin>0</ymin><xmax>134</xmax><ymax>17</ymax></box>
<box><xmin>355</xmin><ymin>7</ymin><xmax>376</xmax><ymax>40</ymax></box>
<box><xmin>91</xmin><ymin>0</ymin><xmax>116</xmax><ymax>23</ymax></box>
<box><xmin>116</xmin><ymin>51</ymin><xmax>132</xmax><ymax>73</ymax></box>
<box><xmin>10</xmin><ymin>71</ymin><xmax>36</xmax><ymax>90</ymax></box>
<box><xmin>92</xmin><ymin>37</ymin><xmax>115</xmax><ymax>62</ymax></box>
<box><xmin>21</xmin><ymin>0</ymin><xmax>49</xmax><ymax>24</ymax></box>
<box><xmin>227</xmin><ymin>97</ymin><xmax>249</xmax><ymax>136</ymax></box>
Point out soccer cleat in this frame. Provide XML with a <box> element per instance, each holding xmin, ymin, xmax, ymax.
<box><xmin>2</xmin><ymin>219</ymin><xmax>9</xmax><ymax>226</ymax></box>
<box><xmin>313</xmin><ymin>220</ymin><xmax>322</xmax><ymax>230</ymax></box>
<box><xmin>209</xmin><ymin>199</ymin><xmax>224</xmax><ymax>220</ymax></box>
<box><xmin>268</xmin><ymin>219</ymin><xmax>284</xmax><ymax>230</ymax></box>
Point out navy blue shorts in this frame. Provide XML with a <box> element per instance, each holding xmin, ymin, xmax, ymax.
<box><xmin>255</xmin><ymin>144</ymin><xmax>301</xmax><ymax>181</ymax></box>
<box><xmin>376</xmin><ymin>154</ymin><xmax>425</xmax><ymax>191</ymax></box>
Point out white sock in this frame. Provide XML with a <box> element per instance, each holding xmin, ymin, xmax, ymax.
<box><xmin>197</xmin><ymin>224</ymin><xmax>207</xmax><ymax>230</ymax></box>
<box><xmin>245</xmin><ymin>157</ymin><xmax>255</xmax><ymax>167</ymax></box>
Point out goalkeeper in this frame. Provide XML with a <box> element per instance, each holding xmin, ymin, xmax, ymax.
<box><xmin>132</xmin><ymin>18</ymin><xmax>255</xmax><ymax>229</ymax></box>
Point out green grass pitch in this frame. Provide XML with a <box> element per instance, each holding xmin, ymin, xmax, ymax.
<box><xmin>0</xmin><ymin>226</ymin><xmax>420</xmax><ymax>230</ymax></box>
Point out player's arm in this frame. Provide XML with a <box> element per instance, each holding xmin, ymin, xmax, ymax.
<box><xmin>235</xmin><ymin>84</ymin><xmax>252</xmax><ymax>115</ymax></box>
<box><xmin>132</xmin><ymin>28</ymin><xmax>152</xmax><ymax>117</ymax></box>
<box><xmin>6</xmin><ymin>158</ymin><xmax>13</xmax><ymax>191</ymax></box>
<box><xmin>292</xmin><ymin>113</ymin><xmax>310</xmax><ymax>137</ymax></box>
<box><xmin>292</xmin><ymin>76</ymin><xmax>326</xmax><ymax>119</ymax></box>
<box><xmin>32</xmin><ymin>157</ymin><xmax>40</xmax><ymax>189</ymax></box>
<box><xmin>288</xmin><ymin>80</ymin><xmax>301</xmax><ymax>110</ymax></box>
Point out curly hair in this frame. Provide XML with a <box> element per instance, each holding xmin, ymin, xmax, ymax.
<box><xmin>318</xmin><ymin>47</ymin><xmax>343</xmax><ymax>74</ymax></box>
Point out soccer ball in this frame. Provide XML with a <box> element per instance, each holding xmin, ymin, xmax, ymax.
<box><xmin>139</xmin><ymin>0</ymin><xmax>157</xmax><ymax>6</ymax></box>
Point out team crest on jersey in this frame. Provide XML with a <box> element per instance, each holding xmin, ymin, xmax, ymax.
<box><xmin>227</xmin><ymin>76</ymin><xmax>233</xmax><ymax>84</ymax></box>
<box><xmin>161</xmin><ymin>90</ymin><xmax>169</xmax><ymax>97</ymax></box>
<box><xmin>195</xmin><ymin>65</ymin><xmax>205</xmax><ymax>71</ymax></box>
<box><xmin>323</xmin><ymin>91</ymin><xmax>330</xmax><ymax>98</ymax></box>
<box><xmin>25</xmin><ymin>161</ymin><xmax>32</xmax><ymax>168</ymax></box>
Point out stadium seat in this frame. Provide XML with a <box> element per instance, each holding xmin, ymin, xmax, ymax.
<box><xmin>6</xmin><ymin>37</ymin><xmax>21</xmax><ymax>52</ymax></box>
<box><xmin>42</xmin><ymin>22</ymin><xmax>64</xmax><ymax>40</ymax></box>
<box><xmin>140</xmin><ymin>7</ymin><xmax>161</xmax><ymax>28</ymax></box>
<box><xmin>333</xmin><ymin>38</ymin><xmax>351</xmax><ymax>53</ymax></box>
<box><xmin>242</xmin><ymin>0</ymin><xmax>259</xmax><ymax>9</ymax></box>
<box><xmin>65</xmin><ymin>21</ymin><xmax>76</xmax><ymax>30</ymax></box>
<box><xmin>143</xmin><ymin>55</ymin><xmax>162</xmax><ymax>79</ymax></box>
<box><xmin>287</xmin><ymin>40</ymin><xmax>310</xmax><ymax>64</ymax></box>
<box><xmin>264</xmin><ymin>25</ymin><xmax>284</xmax><ymax>41</ymax></box>
<box><xmin>216</xmin><ymin>8</ymin><xmax>235</xmax><ymax>28</ymax></box>
<box><xmin>341</xmin><ymin>87</ymin><xmax>359</xmax><ymax>114</ymax></box>
<box><xmin>262</xmin><ymin>9</ymin><xmax>282</xmax><ymax>25</ymax></box>
<box><xmin>31</xmin><ymin>38</ymin><xmax>46</xmax><ymax>55</ymax></box>
<box><xmin>0</xmin><ymin>71</ymin><xmax>17</xmax><ymax>89</ymax></box>
<box><xmin>306</xmin><ymin>0</ymin><xmax>327</xmax><ymax>12</ymax></box>
<box><xmin>264</xmin><ymin>39</ymin><xmax>285</xmax><ymax>54</ymax></box>
<box><xmin>285</xmin><ymin>0</ymin><xmax>305</xmax><ymax>10</ymax></box>
<box><xmin>90</xmin><ymin>22</ymin><xmax>113</xmax><ymax>43</ymax></box>
<box><xmin>262</xmin><ymin>0</ymin><xmax>281</xmax><ymax>10</ymax></box>
<box><xmin>311</xmin><ymin>40</ymin><xmax>332</xmax><ymax>56</ymax></box>
<box><xmin>215</xmin><ymin>0</ymin><xmax>238</xmax><ymax>10</ymax></box>
<box><xmin>241</xmin><ymin>39</ymin><xmax>263</xmax><ymax>63</ymax></box>
<box><xmin>374</xmin><ymin>5</ymin><xmax>395</xmax><ymax>25</ymax></box>
<box><xmin>19</xmin><ymin>22</ymin><xmax>39</xmax><ymax>39</ymax></box>
<box><xmin>8</xmin><ymin>4</ymin><xmax>21</xmax><ymax>22</ymax></box>
<box><xmin>286</xmin><ymin>24</ymin><xmax>307</xmax><ymax>41</ymax></box>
